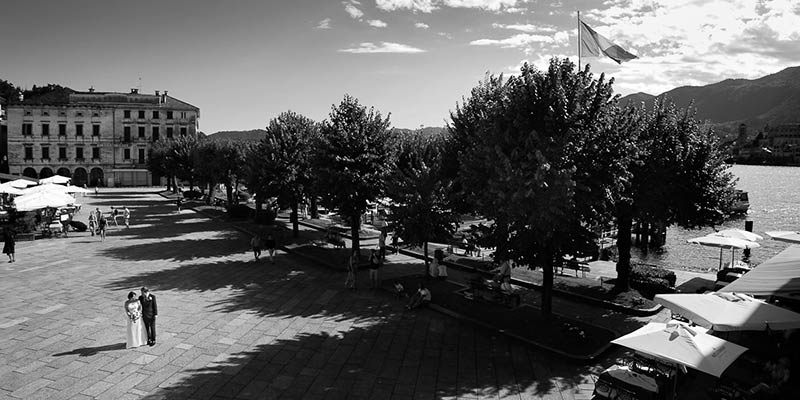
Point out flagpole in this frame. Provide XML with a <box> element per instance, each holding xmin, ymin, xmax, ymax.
<box><xmin>577</xmin><ymin>10</ymin><xmax>581</xmax><ymax>71</ymax></box>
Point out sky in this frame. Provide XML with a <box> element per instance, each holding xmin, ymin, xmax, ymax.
<box><xmin>2</xmin><ymin>0</ymin><xmax>799</xmax><ymax>134</ymax></box>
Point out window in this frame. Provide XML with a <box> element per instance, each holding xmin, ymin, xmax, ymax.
<box><xmin>138</xmin><ymin>110</ymin><xmax>145</xmax><ymax>119</ymax></box>
<box><xmin>41</xmin><ymin>123</ymin><xmax>49</xmax><ymax>136</ymax></box>
<box><xmin>59</xmin><ymin>124</ymin><xmax>66</xmax><ymax>136</ymax></box>
<box><xmin>138</xmin><ymin>148</ymin><xmax>146</xmax><ymax>164</ymax></box>
<box><xmin>124</xmin><ymin>110</ymin><xmax>131</xmax><ymax>118</ymax></box>
<box><xmin>152</xmin><ymin>111</ymin><xmax>159</xmax><ymax>119</ymax></box>
<box><xmin>59</xmin><ymin>147</ymin><xmax>67</xmax><ymax>160</ymax></box>
<box><xmin>92</xmin><ymin>147</ymin><xmax>100</xmax><ymax>160</ymax></box>
<box><xmin>42</xmin><ymin>111</ymin><xmax>49</xmax><ymax>116</ymax></box>
<box><xmin>58</xmin><ymin>111</ymin><xmax>66</xmax><ymax>117</ymax></box>
<box><xmin>76</xmin><ymin>124</ymin><xmax>84</xmax><ymax>136</ymax></box>
<box><xmin>24</xmin><ymin>110</ymin><xmax>32</xmax><ymax>116</ymax></box>
<box><xmin>23</xmin><ymin>123</ymin><xmax>33</xmax><ymax>136</ymax></box>
<box><xmin>166</xmin><ymin>111</ymin><xmax>173</xmax><ymax>119</ymax></box>
<box><xmin>166</xmin><ymin>127</ymin><xmax>174</xmax><ymax>139</ymax></box>
<box><xmin>92</xmin><ymin>124</ymin><xmax>100</xmax><ymax>136</ymax></box>
<box><xmin>24</xmin><ymin>147</ymin><xmax>33</xmax><ymax>160</ymax></box>
<box><xmin>180</xmin><ymin>126</ymin><xmax>187</xmax><ymax>136</ymax></box>
<box><xmin>138</xmin><ymin>126</ymin><xmax>145</xmax><ymax>138</ymax></box>
<box><xmin>76</xmin><ymin>112</ymin><xmax>83</xmax><ymax>117</ymax></box>
<box><xmin>152</xmin><ymin>126</ymin><xmax>159</xmax><ymax>141</ymax></box>
<box><xmin>92</xmin><ymin>112</ymin><xmax>99</xmax><ymax>118</ymax></box>
<box><xmin>41</xmin><ymin>147</ymin><xmax>50</xmax><ymax>160</ymax></box>
<box><xmin>124</xmin><ymin>149</ymin><xmax>131</xmax><ymax>160</ymax></box>
<box><xmin>76</xmin><ymin>147</ymin><xmax>84</xmax><ymax>160</ymax></box>
<box><xmin>123</xmin><ymin>126</ymin><xmax>131</xmax><ymax>142</ymax></box>
<box><xmin>180</xmin><ymin>112</ymin><xmax>187</xmax><ymax>118</ymax></box>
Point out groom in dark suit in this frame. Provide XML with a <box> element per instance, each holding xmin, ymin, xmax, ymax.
<box><xmin>139</xmin><ymin>287</ymin><xmax>158</xmax><ymax>346</ymax></box>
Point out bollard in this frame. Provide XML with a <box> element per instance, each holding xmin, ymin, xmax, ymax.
<box><xmin>744</xmin><ymin>220</ymin><xmax>754</xmax><ymax>261</ymax></box>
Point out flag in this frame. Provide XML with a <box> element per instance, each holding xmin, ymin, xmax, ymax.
<box><xmin>579</xmin><ymin>20</ymin><xmax>637</xmax><ymax>64</ymax></box>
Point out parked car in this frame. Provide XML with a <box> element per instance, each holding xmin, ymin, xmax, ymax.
<box><xmin>715</xmin><ymin>266</ymin><xmax>752</xmax><ymax>290</ymax></box>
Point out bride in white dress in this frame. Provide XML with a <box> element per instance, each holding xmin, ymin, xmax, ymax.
<box><xmin>125</xmin><ymin>291</ymin><xmax>148</xmax><ymax>348</ymax></box>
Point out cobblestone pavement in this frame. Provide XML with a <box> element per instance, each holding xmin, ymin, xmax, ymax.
<box><xmin>1</xmin><ymin>189</ymin><xmax>612</xmax><ymax>399</ymax></box>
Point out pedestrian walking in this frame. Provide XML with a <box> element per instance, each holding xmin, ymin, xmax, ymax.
<box><xmin>176</xmin><ymin>196</ymin><xmax>183</xmax><ymax>212</ymax></box>
<box><xmin>250</xmin><ymin>234</ymin><xmax>262</xmax><ymax>261</ymax></box>
<box><xmin>264</xmin><ymin>234</ymin><xmax>276</xmax><ymax>264</ymax></box>
<box><xmin>123</xmin><ymin>207</ymin><xmax>131</xmax><ymax>228</ymax></box>
<box><xmin>87</xmin><ymin>211</ymin><xmax>97</xmax><ymax>236</ymax></box>
<box><xmin>378</xmin><ymin>229</ymin><xmax>387</xmax><ymax>261</ymax></box>
<box><xmin>98</xmin><ymin>214</ymin><xmax>108</xmax><ymax>241</ymax></box>
<box><xmin>345</xmin><ymin>250</ymin><xmax>358</xmax><ymax>290</ymax></box>
<box><xmin>139</xmin><ymin>287</ymin><xmax>158</xmax><ymax>346</ymax></box>
<box><xmin>369</xmin><ymin>249</ymin><xmax>381</xmax><ymax>289</ymax></box>
<box><xmin>3</xmin><ymin>227</ymin><xmax>16</xmax><ymax>263</ymax></box>
<box><xmin>111</xmin><ymin>207</ymin><xmax>120</xmax><ymax>227</ymax></box>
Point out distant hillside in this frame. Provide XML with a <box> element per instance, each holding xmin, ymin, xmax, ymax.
<box><xmin>392</xmin><ymin>126</ymin><xmax>446</xmax><ymax>137</ymax></box>
<box><xmin>620</xmin><ymin>66</ymin><xmax>800</xmax><ymax>134</ymax></box>
<box><xmin>207</xmin><ymin>129</ymin><xmax>267</xmax><ymax>142</ymax></box>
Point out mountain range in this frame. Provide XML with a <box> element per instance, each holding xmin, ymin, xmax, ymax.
<box><xmin>619</xmin><ymin>66</ymin><xmax>800</xmax><ymax>135</ymax></box>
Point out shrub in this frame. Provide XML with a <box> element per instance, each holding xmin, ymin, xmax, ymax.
<box><xmin>631</xmin><ymin>263</ymin><xmax>676</xmax><ymax>287</ymax></box>
<box><xmin>183</xmin><ymin>190</ymin><xmax>202</xmax><ymax>200</ymax></box>
<box><xmin>227</xmin><ymin>204</ymin><xmax>252</xmax><ymax>219</ymax></box>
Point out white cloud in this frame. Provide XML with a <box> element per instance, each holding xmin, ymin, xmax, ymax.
<box><xmin>368</xmin><ymin>19</ymin><xmax>388</xmax><ymax>27</ymax></box>
<box><xmin>315</xmin><ymin>18</ymin><xmax>332</xmax><ymax>30</ymax></box>
<box><xmin>470</xmin><ymin>33</ymin><xmax>553</xmax><ymax>48</ymax></box>
<box><xmin>415</xmin><ymin>22</ymin><xmax>430</xmax><ymax>29</ymax></box>
<box><xmin>339</xmin><ymin>42</ymin><xmax>427</xmax><ymax>53</ymax></box>
<box><xmin>344</xmin><ymin>2</ymin><xmax>364</xmax><ymax>19</ymax></box>
<box><xmin>492</xmin><ymin>23</ymin><xmax>555</xmax><ymax>33</ymax></box>
<box><xmin>376</xmin><ymin>0</ymin><xmax>526</xmax><ymax>13</ymax></box>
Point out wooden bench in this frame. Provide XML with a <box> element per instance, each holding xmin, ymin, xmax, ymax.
<box><xmin>558</xmin><ymin>259</ymin><xmax>590</xmax><ymax>277</ymax></box>
<box><xmin>325</xmin><ymin>233</ymin><xmax>345</xmax><ymax>248</ymax></box>
<box><xmin>467</xmin><ymin>278</ymin><xmax>520</xmax><ymax>308</ymax></box>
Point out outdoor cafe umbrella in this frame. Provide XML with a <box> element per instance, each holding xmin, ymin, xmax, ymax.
<box><xmin>62</xmin><ymin>185</ymin><xmax>92</xmax><ymax>194</ymax></box>
<box><xmin>38</xmin><ymin>174</ymin><xmax>71</xmax><ymax>185</ymax></box>
<box><xmin>21</xmin><ymin>183</ymin><xmax>69</xmax><ymax>195</ymax></box>
<box><xmin>7</xmin><ymin>178</ymin><xmax>37</xmax><ymax>189</ymax></box>
<box><xmin>654</xmin><ymin>292</ymin><xmax>800</xmax><ymax>331</ymax></box>
<box><xmin>765</xmin><ymin>231</ymin><xmax>800</xmax><ymax>244</ymax></box>
<box><xmin>611</xmin><ymin>320</ymin><xmax>747</xmax><ymax>377</ymax></box>
<box><xmin>716</xmin><ymin>228</ymin><xmax>763</xmax><ymax>242</ymax></box>
<box><xmin>687</xmin><ymin>234</ymin><xmax>760</xmax><ymax>270</ymax></box>
<box><xmin>720</xmin><ymin>245</ymin><xmax>800</xmax><ymax>297</ymax></box>
<box><xmin>0</xmin><ymin>183</ymin><xmax>24</xmax><ymax>195</ymax></box>
<box><xmin>14</xmin><ymin>191</ymin><xmax>75</xmax><ymax>212</ymax></box>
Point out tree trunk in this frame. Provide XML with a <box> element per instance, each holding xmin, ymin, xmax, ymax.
<box><xmin>541</xmin><ymin>251</ymin><xmax>554</xmax><ymax>315</ymax></box>
<box><xmin>290</xmin><ymin>201</ymin><xmax>299</xmax><ymax>238</ymax></box>
<box><xmin>424</xmin><ymin>241</ymin><xmax>429</xmax><ymax>276</ymax></box>
<box><xmin>350</xmin><ymin>214</ymin><xmax>360</xmax><ymax>253</ymax></box>
<box><xmin>225</xmin><ymin>183</ymin><xmax>234</xmax><ymax>208</ymax></box>
<box><xmin>614</xmin><ymin>207</ymin><xmax>634</xmax><ymax>293</ymax></box>
<box><xmin>310</xmin><ymin>197</ymin><xmax>319</xmax><ymax>219</ymax></box>
<box><xmin>166</xmin><ymin>176</ymin><xmax>173</xmax><ymax>192</ymax></box>
<box><xmin>205</xmin><ymin>182</ymin><xmax>214</xmax><ymax>205</ymax></box>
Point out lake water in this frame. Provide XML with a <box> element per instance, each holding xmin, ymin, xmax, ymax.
<box><xmin>631</xmin><ymin>165</ymin><xmax>800</xmax><ymax>271</ymax></box>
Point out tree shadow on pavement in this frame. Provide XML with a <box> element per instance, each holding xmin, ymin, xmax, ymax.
<box><xmin>99</xmin><ymin>236</ymin><xmax>243</xmax><ymax>262</ymax></box>
<box><xmin>105</xmin><ymin>256</ymin><xmax>594</xmax><ymax>399</ymax></box>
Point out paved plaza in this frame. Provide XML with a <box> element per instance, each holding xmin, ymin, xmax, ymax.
<box><xmin>1</xmin><ymin>189</ymin><xmax>610</xmax><ymax>399</ymax></box>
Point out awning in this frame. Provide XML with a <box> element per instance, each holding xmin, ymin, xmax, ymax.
<box><xmin>654</xmin><ymin>292</ymin><xmax>800</xmax><ymax>331</ymax></box>
<box><xmin>719</xmin><ymin>245</ymin><xmax>800</xmax><ymax>296</ymax></box>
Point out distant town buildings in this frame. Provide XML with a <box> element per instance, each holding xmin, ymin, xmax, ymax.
<box><xmin>1</xmin><ymin>88</ymin><xmax>199</xmax><ymax>186</ymax></box>
<box><xmin>732</xmin><ymin>123</ymin><xmax>800</xmax><ymax>165</ymax></box>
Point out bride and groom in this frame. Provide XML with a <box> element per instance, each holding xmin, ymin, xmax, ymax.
<box><xmin>124</xmin><ymin>287</ymin><xmax>158</xmax><ymax>348</ymax></box>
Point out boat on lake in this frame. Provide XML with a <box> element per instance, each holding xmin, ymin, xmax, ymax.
<box><xmin>729</xmin><ymin>190</ymin><xmax>750</xmax><ymax>214</ymax></box>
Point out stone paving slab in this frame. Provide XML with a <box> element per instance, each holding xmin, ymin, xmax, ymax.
<box><xmin>0</xmin><ymin>189</ymin><xmax>635</xmax><ymax>399</ymax></box>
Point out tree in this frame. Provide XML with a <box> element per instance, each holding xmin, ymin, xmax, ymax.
<box><xmin>449</xmin><ymin>59</ymin><xmax>632</xmax><ymax>315</ymax></box>
<box><xmin>386</xmin><ymin>132</ymin><xmax>459</xmax><ymax>274</ymax></box>
<box><xmin>314</xmin><ymin>95</ymin><xmax>395</xmax><ymax>252</ymax></box>
<box><xmin>247</xmin><ymin>111</ymin><xmax>318</xmax><ymax>237</ymax></box>
<box><xmin>613</xmin><ymin>98</ymin><xmax>736</xmax><ymax>292</ymax></box>
<box><xmin>147</xmin><ymin>140</ymin><xmax>174</xmax><ymax>191</ymax></box>
<box><xmin>193</xmin><ymin>140</ymin><xmax>248</xmax><ymax>208</ymax></box>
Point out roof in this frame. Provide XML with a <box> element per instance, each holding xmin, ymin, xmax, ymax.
<box><xmin>9</xmin><ymin>88</ymin><xmax>198</xmax><ymax>111</ymax></box>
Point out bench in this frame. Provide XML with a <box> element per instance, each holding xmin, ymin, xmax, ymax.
<box><xmin>558</xmin><ymin>259</ymin><xmax>590</xmax><ymax>277</ymax></box>
<box><xmin>325</xmin><ymin>233</ymin><xmax>345</xmax><ymax>249</ymax></box>
<box><xmin>467</xmin><ymin>278</ymin><xmax>520</xmax><ymax>308</ymax></box>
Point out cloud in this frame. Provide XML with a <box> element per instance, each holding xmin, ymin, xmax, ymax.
<box><xmin>368</xmin><ymin>19</ymin><xmax>388</xmax><ymax>27</ymax></box>
<box><xmin>492</xmin><ymin>23</ymin><xmax>555</xmax><ymax>33</ymax></box>
<box><xmin>344</xmin><ymin>1</ymin><xmax>364</xmax><ymax>19</ymax></box>
<box><xmin>376</xmin><ymin>0</ymin><xmax>525</xmax><ymax>13</ymax></box>
<box><xmin>470</xmin><ymin>33</ymin><xmax>553</xmax><ymax>48</ymax></box>
<box><xmin>415</xmin><ymin>22</ymin><xmax>430</xmax><ymax>29</ymax></box>
<box><xmin>339</xmin><ymin>42</ymin><xmax>427</xmax><ymax>53</ymax></box>
<box><xmin>315</xmin><ymin>18</ymin><xmax>332</xmax><ymax>30</ymax></box>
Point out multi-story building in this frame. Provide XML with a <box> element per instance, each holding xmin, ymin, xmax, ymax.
<box><xmin>4</xmin><ymin>88</ymin><xmax>199</xmax><ymax>186</ymax></box>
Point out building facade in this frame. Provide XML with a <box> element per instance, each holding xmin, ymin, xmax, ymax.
<box><xmin>4</xmin><ymin>89</ymin><xmax>199</xmax><ymax>186</ymax></box>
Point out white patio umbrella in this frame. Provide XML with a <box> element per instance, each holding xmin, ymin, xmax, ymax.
<box><xmin>687</xmin><ymin>235</ymin><xmax>760</xmax><ymax>270</ymax></box>
<box><xmin>765</xmin><ymin>231</ymin><xmax>800</xmax><ymax>244</ymax></box>
<box><xmin>38</xmin><ymin>174</ymin><xmax>71</xmax><ymax>185</ymax></box>
<box><xmin>611</xmin><ymin>320</ymin><xmax>747</xmax><ymax>377</ymax></box>
<box><xmin>0</xmin><ymin>183</ymin><xmax>24</xmax><ymax>195</ymax></box>
<box><xmin>720</xmin><ymin>245</ymin><xmax>800</xmax><ymax>296</ymax></box>
<box><xmin>654</xmin><ymin>292</ymin><xmax>800</xmax><ymax>331</ymax></box>
<box><xmin>7</xmin><ymin>178</ymin><xmax>37</xmax><ymax>189</ymax></box>
<box><xmin>14</xmin><ymin>191</ymin><xmax>76</xmax><ymax>212</ymax></box>
<box><xmin>62</xmin><ymin>185</ymin><xmax>92</xmax><ymax>194</ymax></box>
<box><xmin>715</xmin><ymin>228</ymin><xmax>763</xmax><ymax>242</ymax></box>
<box><xmin>21</xmin><ymin>183</ymin><xmax>68</xmax><ymax>195</ymax></box>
